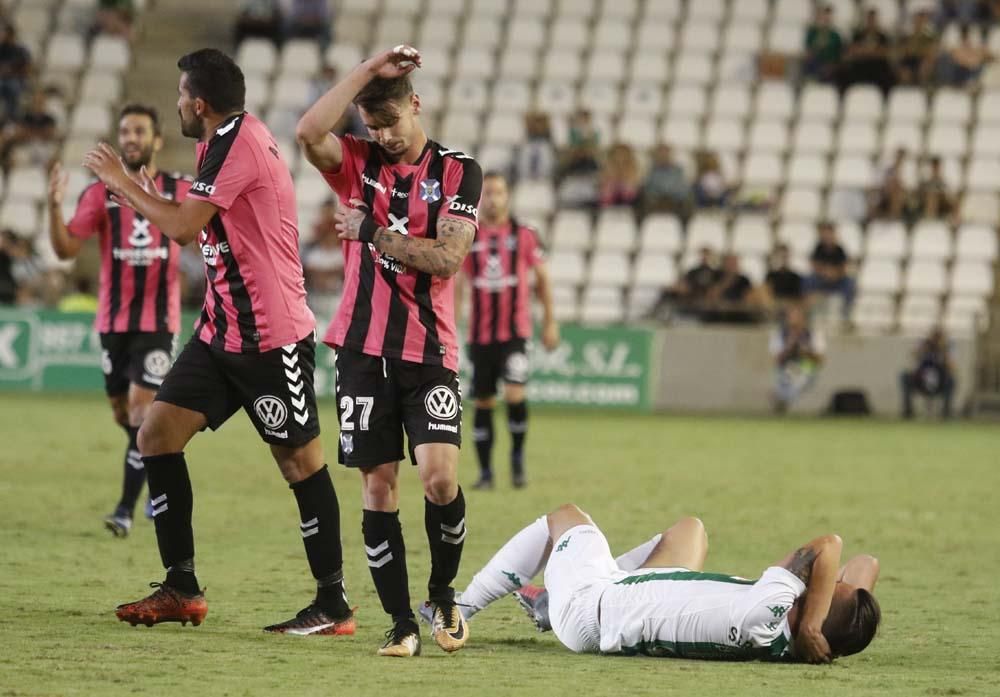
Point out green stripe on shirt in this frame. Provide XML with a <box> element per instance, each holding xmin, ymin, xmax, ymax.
<box><xmin>613</xmin><ymin>570</ymin><xmax>757</xmax><ymax>586</ymax></box>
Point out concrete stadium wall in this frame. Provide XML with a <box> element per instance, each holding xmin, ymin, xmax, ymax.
<box><xmin>653</xmin><ymin>326</ymin><xmax>977</xmax><ymax>416</ymax></box>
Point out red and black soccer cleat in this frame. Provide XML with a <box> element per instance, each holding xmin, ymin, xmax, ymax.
<box><xmin>115</xmin><ymin>582</ymin><xmax>207</xmax><ymax>627</ymax></box>
<box><xmin>263</xmin><ymin>604</ymin><xmax>357</xmax><ymax>636</ymax></box>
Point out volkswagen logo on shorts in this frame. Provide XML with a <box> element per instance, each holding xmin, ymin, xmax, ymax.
<box><xmin>143</xmin><ymin>350</ymin><xmax>171</xmax><ymax>378</ymax></box>
<box><xmin>424</xmin><ymin>386</ymin><xmax>458</xmax><ymax>420</ymax></box>
<box><xmin>254</xmin><ymin>395</ymin><xmax>288</xmax><ymax>430</ymax></box>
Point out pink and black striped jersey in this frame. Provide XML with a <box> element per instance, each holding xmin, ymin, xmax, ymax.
<box><xmin>462</xmin><ymin>219</ymin><xmax>544</xmax><ymax>345</ymax></box>
<box><xmin>187</xmin><ymin>112</ymin><xmax>315</xmax><ymax>353</ymax></box>
<box><xmin>321</xmin><ymin>135</ymin><xmax>483</xmax><ymax>372</ymax></box>
<box><xmin>68</xmin><ymin>173</ymin><xmax>189</xmax><ymax>334</ymax></box>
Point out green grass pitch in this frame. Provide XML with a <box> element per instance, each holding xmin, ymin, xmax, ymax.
<box><xmin>1</xmin><ymin>393</ymin><xmax>998</xmax><ymax>696</ymax></box>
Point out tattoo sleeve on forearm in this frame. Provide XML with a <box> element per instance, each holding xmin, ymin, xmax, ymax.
<box><xmin>784</xmin><ymin>546</ymin><xmax>819</xmax><ymax>584</ymax></box>
<box><xmin>373</xmin><ymin>217</ymin><xmax>474</xmax><ymax>277</ymax></box>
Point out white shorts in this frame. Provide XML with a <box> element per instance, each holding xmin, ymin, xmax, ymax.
<box><xmin>543</xmin><ymin>524</ymin><xmax>618</xmax><ymax>653</ymax></box>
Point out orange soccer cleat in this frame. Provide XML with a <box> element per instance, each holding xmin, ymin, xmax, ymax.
<box><xmin>115</xmin><ymin>582</ymin><xmax>208</xmax><ymax>627</ymax></box>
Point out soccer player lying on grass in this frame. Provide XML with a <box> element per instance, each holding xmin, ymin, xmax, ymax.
<box><xmin>436</xmin><ymin>504</ymin><xmax>880</xmax><ymax>662</ymax></box>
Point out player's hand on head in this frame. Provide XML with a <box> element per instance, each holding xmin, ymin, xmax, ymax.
<box><xmin>796</xmin><ymin>623</ymin><xmax>832</xmax><ymax>664</ymax></box>
<box><xmin>48</xmin><ymin>162</ymin><xmax>67</xmax><ymax>205</ymax></box>
<box><xmin>368</xmin><ymin>45</ymin><xmax>421</xmax><ymax>78</ymax></box>
<box><xmin>334</xmin><ymin>198</ymin><xmax>370</xmax><ymax>241</ymax></box>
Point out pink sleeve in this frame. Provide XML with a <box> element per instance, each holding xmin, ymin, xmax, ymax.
<box><xmin>521</xmin><ymin>226</ymin><xmax>545</xmax><ymax>268</ymax></box>
<box><xmin>320</xmin><ymin>135</ymin><xmax>367</xmax><ymax>202</ymax></box>
<box><xmin>66</xmin><ymin>183</ymin><xmax>106</xmax><ymax>240</ymax></box>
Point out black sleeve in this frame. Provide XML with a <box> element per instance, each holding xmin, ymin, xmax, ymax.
<box><xmin>444</xmin><ymin>157</ymin><xmax>483</xmax><ymax>224</ymax></box>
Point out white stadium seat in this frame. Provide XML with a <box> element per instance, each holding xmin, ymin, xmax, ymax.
<box><xmin>710</xmin><ymin>85</ymin><xmax>752</xmax><ymax>120</ymax></box>
<box><xmin>886</xmin><ymin>88</ymin><xmax>927</xmax><ymax>124</ymax></box>
<box><xmin>550</xmin><ymin>210</ymin><xmax>593</xmax><ymax>251</ymax></box>
<box><xmin>593</xmin><ymin>20</ymin><xmax>632</xmax><ymax>49</ymax></box>
<box><xmin>638</xmin><ymin>214</ymin><xmax>684</xmax><ymax>254</ymax></box>
<box><xmin>909</xmin><ymin>220</ymin><xmax>953</xmax><ymax>261</ymax></box>
<box><xmin>672</xmin><ymin>53</ymin><xmax>714</xmax><ymax>86</ymax></box>
<box><xmin>926</xmin><ymin>123</ymin><xmax>968</xmax><ymax>158</ymax></box>
<box><xmin>781</xmin><ymin>188</ymin><xmax>823</xmax><ymax>222</ymax></box>
<box><xmin>633</xmin><ymin>253</ymin><xmax>678</xmax><ymax>287</ymax></box>
<box><xmin>799</xmin><ymin>84</ymin><xmax>840</xmax><ymax>123</ymax></box>
<box><xmin>741</xmin><ymin>152</ymin><xmax>784</xmax><ymax>189</ymax></box>
<box><xmin>588</xmin><ymin>251</ymin><xmax>631</xmax><ymax>287</ymax></box>
<box><xmin>550</xmin><ymin>19</ymin><xmax>589</xmax><ymax>50</ymax></box>
<box><xmin>792</xmin><ymin>121</ymin><xmax>835</xmax><ymax>155</ymax></box>
<box><xmin>506</xmin><ymin>18</ymin><xmax>547</xmax><ymax>50</ymax></box>
<box><xmin>90</xmin><ymin>35</ymin><xmax>130</xmax><ymax>72</ymax></box>
<box><xmin>69</xmin><ymin>103</ymin><xmax>111</xmax><ymax>137</ymax></box>
<box><xmin>512</xmin><ymin>183</ymin><xmax>556</xmax><ymax>218</ymax></box>
<box><xmin>730</xmin><ymin>216</ymin><xmax>773</xmax><ymax>256</ymax></box>
<box><xmin>542</xmin><ymin>49</ymin><xmax>582</xmax><ymax>82</ymax></box>
<box><xmin>865</xmin><ymin>221</ymin><xmax>909</xmax><ymax>261</ymax></box>
<box><xmin>238</xmin><ymin>39</ymin><xmax>277</xmax><ymax>76</ymax></box>
<box><xmin>831</xmin><ymin>154</ymin><xmax>875</xmax><ymax>189</ymax></box>
<box><xmin>666</xmin><ymin>86</ymin><xmax>707</xmax><ymax>119</ymax></box>
<box><xmin>837</xmin><ymin>123</ymin><xmax>879</xmax><ymax>156</ymax></box>
<box><xmin>786</xmin><ymin>154</ymin><xmax>829</xmax><ymax>188</ymax></box>
<box><xmin>931</xmin><ymin>88</ymin><xmax>973</xmax><ymax>124</ymax></box>
<box><xmin>858</xmin><ymin>259</ymin><xmax>902</xmax><ymax>294</ymax></box>
<box><xmin>960</xmin><ymin>193</ymin><xmax>1000</xmax><ymax>225</ymax></box>
<box><xmin>704</xmin><ymin>117</ymin><xmax>746</xmax><ymax>154</ymax></box>
<box><xmin>615</xmin><ymin>116</ymin><xmax>658</xmax><ymax>149</ymax></box>
<box><xmin>548</xmin><ymin>251</ymin><xmax>587</xmax><ymax>285</ymax></box>
<box><xmin>905</xmin><ymin>260</ymin><xmax>948</xmax><ymax>295</ymax></box>
<box><xmin>280</xmin><ymin>40</ymin><xmax>320</xmax><ymax>76</ymax></box>
<box><xmin>579</xmin><ymin>82</ymin><xmax>621</xmax><ymax>117</ymax></box>
<box><xmin>950</xmin><ymin>261</ymin><xmax>995</xmax><ymax>296</ymax></box>
<box><xmin>679</xmin><ymin>21</ymin><xmax>720</xmax><ymax>55</ymax></box>
<box><xmin>686</xmin><ymin>214</ymin><xmax>728</xmax><ymax>252</ymax></box>
<box><xmin>623</xmin><ymin>83</ymin><xmax>664</xmax><ymax>117</ymax></box>
<box><xmin>955</xmin><ymin>224</ymin><xmax>998</xmax><ymax>261</ymax></box>
<box><xmin>594</xmin><ymin>208</ymin><xmax>638</xmax><ymax>251</ymax></box>
<box><xmin>46</xmin><ymin>33</ymin><xmax>87</xmax><ymax>72</ymax></box>
<box><xmin>754</xmin><ymin>82</ymin><xmax>796</xmax><ymax>121</ymax></box>
<box><xmin>747</xmin><ymin>120</ymin><xmax>788</xmax><ymax>153</ymax></box>
<box><xmin>843</xmin><ymin>85</ymin><xmax>884</xmax><ymax>122</ymax></box>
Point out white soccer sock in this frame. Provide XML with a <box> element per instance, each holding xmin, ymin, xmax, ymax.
<box><xmin>614</xmin><ymin>533</ymin><xmax>663</xmax><ymax>571</ymax></box>
<box><xmin>458</xmin><ymin>515</ymin><xmax>550</xmax><ymax>616</ymax></box>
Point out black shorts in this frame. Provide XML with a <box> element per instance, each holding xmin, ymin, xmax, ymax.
<box><xmin>468</xmin><ymin>339</ymin><xmax>530</xmax><ymax>399</ymax></box>
<box><xmin>334</xmin><ymin>348</ymin><xmax>462</xmax><ymax>468</ymax></box>
<box><xmin>155</xmin><ymin>334</ymin><xmax>321</xmax><ymax>447</ymax></box>
<box><xmin>99</xmin><ymin>331</ymin><xmax>175</xmax><ymax>396</ymax></box>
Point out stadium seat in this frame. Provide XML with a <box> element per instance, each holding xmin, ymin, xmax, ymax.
<box><xmin>489</xmin><ymin>80</ymin><xmax>531</xmax><ymax>115</ymax></box>
<box><xmin>463</xmin><ymin>17</ymin><xmax>504</xmax><ymax>50</ymax></box>
<box><xmin>704</xmin><ymin>117</ymin><xmax>746</xmax><ymax>154</ymax></box>
<box><xmin>955</xmin><ymin>223</ymin><xmax>999</xmax><ymax>261</ymax></box>
<box><xmin>238</xmin><ymin>38</ymin><xmax>277</xmax><ymax>77</ymax></box>
<box><xmin>774</xmin><ymin>0</ymin><xmax>813</xmax><ymax>23</ymax></box>
<box><xmin>950</xmin><ymin>261</ymin><xmax>995</xmax><ymax>296</ymax></box>
<box><xmin>687</xmin><ymin>0</ymin><xmax>727</xmax><ymax>22</ymax></box>
<box><xmin>659</xmin><ymin>117</ymin><xmax>701</xmax><ymax>150</ymax></box>
<box><xmin>272</xmin><ymin>77</ymin><xmax>311</xmax><ymax>110</ymax></box>
<box><xmin>724</xmin><ymin>23</ymin><xmax>764</xmax><ymax>54</ymax></box>
<box><xmin>0</xmin><ymin>201</ymin><xmax>39</xmax><ymax>236</ymax></box>
<box><xmin>904</xmin><ymin>260</ymin><xmax>948</xmax><ymax>295</ymax></box>
<box><xmin>672</xmin><ymin>53</ymin><xmax>714</xmax><ymax>86</ymax></box>
<box><xmin>880</xmin><ymin>122</ymin><xmax>922</xmax><ymax>156</ymax></box>
<box><xmin>79</xmin><ymin>70</ymin><xmax>122</xmax><ymax>104</ymax></box>
<box><xmin>926</xmin><ymin>123</ymin><xmax>968</xmax><ymax>158</ymax></box>
<box><xmin>686</xmin><ymin>214</ymin><xmax>728</xmax><ymax>252</ymax></box>
<box><xmin>498</xmin><ymin>47</ymin><xmax>538</xmax><ymax>81</ymax></box>
<box><xmin>964</xmin><ymin>157</ymin><xmax>1000</xmax><ymax>192</ymax></box>
<box><xmin>332</xmin><ymin>13</ymin><xmax>372</xmax><ymax>46</ymax></box>
<box><xmin>447</xmin><ymin>80</ymin><xmax>489</xmax><ymax>111</ymax></box>
<box><xmin>641</xmin><ymin>0</ymin><xmax>682</xmax><ymax>20</ymax></box>
<box><xmin>843</xmin><ymin>85</ymin><xmax>883</xmax><ymax>123</ymax></box>
<box><xmin>623</xmin><ymin>83</ymin><xmax>663</xmax><ymax>117</ymax></box>
<box><xmin>626</xmin><ymin>285</ymin><xmax>664</xmax><ymax>320</ymax></box>
<box><xmin>836</xmin><ymin>220</ymin><xmax>864</xmax><ymax>259</ymax></box>
<box><xmin>580</xmin><ymin>286</ymin><xmax>625</xmax><ymax>324</ymax></box>
<box><xmin>709</xmin><ymin>84</ymin><xmax>751</xmax><ymax>120</ymax></box>
<box><xmin>477</xmin><ymin>144</ymin><xmax>514</xmax><ymax>173</ymax></box>
<box><xmin>776</xmin><ymin>220</ymin><xmax>818</xmax><ymax>258</ymax></box>
<box><xmin>976</xmin><ymin>89</ymin><xmax>1000</xmax><ymax>125</ymax></box>
<box><xmin>90</xmin><ymin>35</ymin><xmax>130</xmax><ymax>72</ymax></box>
<box><xmin>512</xmin><ymin>183</ymin><xmax>556</xmax><ymax>218</ymax></box>
<box><xmin>858</xmin><ymin>259</ymin><xmax>902</xmax><ymax>294</ymax></box>
<box><xmin>593</xmin><ymin>20</ymin><xmax>632</xmax><ymax>50</ymax></box>
<box><xmin>741</xmin><ymin>153</ymin><xmax>784</xmax><ymax>189</ymax></box>
<box><xmin>970</xmin><ymin>124</ymin><xmax>1000</xmax><ymax>158</ymax></box>
<box><xmin>731</xmin><ymin>0</ymin><xmax>769</xmax><ymax>22</ymax></box>
<box><xmin>747</xmin><ymin>120</ymin><xmax>788</xmax><ymax>153</ymax></box>
<box><xmin>792</xmin><ymin>121</ymin><xmax>834</xmax><ymax>155</ymax></box>
<box><xmin>484</xmin><ymin>112</ymin><xmax>524</xmax><ymax>146</ymax></box>
<box><xmin>754</xmin><ymin>82</ymin><xmax>796</xmax><ymax>121</ymax></box>
<box><xmin>837</xmin><ymin>122</ymin><xmax>879</xmax><ymax>156</ymax></box>
<box><xmin>786</xmin><ymin>154</ymin><xmax>829</xmax><ymax>189</ymax></box>
<box><xmin>959</xmin><ymin>192</ymin><xmax>1000</xmax><ymax>225</ymax></box>
<box><xmin>417</xmin><ymin>15</ymin><xmax>459</xmax><ymax>50</ymax></box>
<box><xmin>470</xmin><ymin>0</ymin><xmax>509</xmax><ymax>16</ymax></box>
<box><xmin>638</xmin><ymin>213</ymin><xmax>683</xmax><ymax>254</ymax></box>
<box><xmin>45</xmin><ymin>33</ymin><xmax>87</xmax><ymax>73</ymax></box>
<box><xmin>550</xmin><ymin>18</ymin><xmax>589</xmax><ymax>50</ymax></box>
<box><xmin>324</xmin><ymin>44</ymin><xmax>363</xmax><ymax>75</ymax></box>
<box><xmin>550</xmin><ymin>210</ymin><xmax>593</xmax><ymax>251</ymax></box>
<box><xmin>766</xmin><ymin>23</ymin><xmax>803</xmax><ymax>54</ymax></box>
<box><xmin>865</xmin><ymin>221</ymin><xmax>908</xmax><ymax>260</ymax></box>
<box><xmin>628</xmin><ymin>52</ymin><xmax>670</xmax><ymax>85</ymax></box>
<box><xmin>886</xmin><ymin>88</ymin><xmax>927</xmax><ymax>124</ymax></box>
<box><xmin>557</xmin><ymin>0</ymin><xmax>597</xmax><ymax>19</ymax></box>
<box><xmin>593</xmin><ymin>207</ymin><xmax>638</xmax><ymax>251</ymax></box>
<box><xmin>731</xmin><ymin>215</ymin><xmax>773</xmax><ymax>256</ymax></box>
<box><xmin>907</xmin><ymin>220</ymin><xmax>953</xmax><ymax>261</ymax></box>
<box><xmin>588</xmin><ymin>251</ymin><xmax>631</xmax><ymax>287</ymax></box>
<box><xmin>374</xmin><ymin>16</ymin><xmax>412</xmax><ymax>46</ymax></box>
<box><xmin>427</xmin><ymin>0</ymin><xmax>465</xmax><ymax>15</ymax></box>
<box><xmin>799</xmin><ymin>84</ymin><xmax>840</xmax><ymax>123</ymax></box>
<box><xmin>666</xmin><ymin>86</ymin><xmax>707</xmax><ymax>120</ymax></box>
<box><xmin>578</xmin><ymin>82</ymin><xmax>621</xmax><ymax>118</ymax></box>
<box><xmin>547</xmin><ymin>250</ymin><xmax>587</xmax><ymax>285</ymax></box>
<box><xmin>780</xmin><ymin>188</ymin><xmax>823</xmax><ymax>222</ymax></box>
<box><xmin>635</xmin><ymin>21</ymin><xmax>675</xmax><ymax>52</ymax></box>
<box><xmin>615</xmin><ymin>116</ymin><xmax>658</xmax><ymax>149</ymax></box>
<box><xmin>825</xmin><ymin>188</ymin><xmax>868</xmax><ymax>222</ymax></box>
<box><xmin>69</xmin><ymin>103</ymin><xmax>111</xmax><ymax>138</ymax></box>
<box><xmin>632</xmin><ymin>252</ymin><xmax>677</xmax><ymax>288</ymax></box>
<box><xmin>679</xmin><ymin>20</ymin><xmax>721</xmax><ymax>55</ymax></box>
<box><xmin>279</xmin><ymin>40</ymin><xmax>320</xmax><ymax>77</ymax></box>
<box><xmin>598</xmin><ymin>0</ymin><xmax>639</xmax><ymax>20</ymax></box>
<box><xmin>931</xmin><ymin>88</ymin><xmax>972</xmax><ymax>124</ymax></box>
<box><xmin>831</xmin><ymin>154</ymin><xmax>875</xmax><ymax>189</ymax></box>
<box><xmin>715</xmin><ymin>51</ymin><xmax>757</xmax><ymax>84</ymax></box>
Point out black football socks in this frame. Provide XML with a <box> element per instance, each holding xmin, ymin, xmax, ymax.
<box><xmin>425</xmin><ymin>487</ymin><xmax>466</xmax><ymax>603</ymax></box>
<box><xmin>143</xmin><ymin>452</ymin><xmax>199</xmax><ymax>595</ymax></box>
<box><xmin>473</xmin><ymin>406</ymin><xmax>494</xmax><ymax>481</ymax></box>
<box><xmin>291</xmin><ymin>465</ymin><xmax>349</xmax><ymax>616</ymax></box>
<box><xmin>508</xmin><ymin>401</ymin><xmax>528</xmax><ymax>477</ymax></box>
<box><xmin>116</xmin><ymin>426</ymin><xmax>145</xmax><ymax>518</ymax></box>
<box><xmin>363</xmin><ymin>509</ymin><xmax>413</xmax><ymax>622</ymax></box>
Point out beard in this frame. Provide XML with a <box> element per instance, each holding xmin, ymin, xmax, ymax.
<box><xmin>121</xmin><ymin>145</ymin><xmax>154</xmax><ymax>172</ymax></box>
<box><xmin>179</xmin><ymin>110</ymin><xmax>203</xmax><ymax>139</ymax></box>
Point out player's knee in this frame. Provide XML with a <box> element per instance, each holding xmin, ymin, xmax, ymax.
<box><xmin>549</xmin><ymin>503</ymin><xmax>586</xmax><ymax>521</ymax></box>
<box><xmin>666</xmin><ymin>516</ymin><xmax>707</xmax><ymax>541</ymax></box>
<box><xmin>422</xmin><ymin>469</ymin><xmax>457</xmax><ymax>504</ymax></box>
<box><xmin>136</xmin><ymin>418</ymin><xmax>168</xmax><ymax>456</ymax></box>
<box><xmin>361</xmin><ymin>471</ymin><xmax>398</xmax><ymax>507</ymax></box>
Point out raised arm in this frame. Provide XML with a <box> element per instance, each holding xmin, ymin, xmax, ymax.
<box><xmin>83</xmin><ymin>144</ymin><xmax>214</xmax><ymax>246</ymax></box>
<box><xmin>778</xmin><ymin>534</ymin><xmax>843</xmax><ymax>664</ymax></box>
<box><xmin>534</xmin><ymin>262</ymin><xmax>560</xmax><ymax>350</ymax></box>
<box><xmin>47</xmin><ymin>163</ymin><xmax>85</xmax><ymax>260</ymax></box>
<box><xmin>296</xmin><ymin>45</ymin><xmax>421</xmax><ymax>173</ymax></box>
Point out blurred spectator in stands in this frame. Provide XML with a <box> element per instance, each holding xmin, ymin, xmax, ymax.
<box><xmin>836</xmin><ymin>8</ymin><xmax>896</xmax><ymax>96</ymax></box>
<box><xmin>57</xmin><ymin>276</ymin><xmax>98</xmax><ymax>313</ymax></box>
<box><xmin>936</xmin><ymin>0</ymin><xmax>998</xmax><ymax>33</ymax></box>
<box><xmin>558</xmin><ymin>110</ymin><xmax>601</xmax><ymax>209</ymax></box>
<box><xmin>803</xmin><ymin>4</ymin><xmax>844</xmax><ymax>83</ymax></box>
<box><xmin>693</xmin><ymin>150</ymin><xmax>739</xmax><ymax>209</ymax></box>
<box><xmin>0</xmin><ymin>228</ymin><xmax>19</xmax><ymax>304</ymax></box>
<box><xmin>282</xmin><ymin>0</ymin><xmax>332</xmax><ymax>50</ymax></box>
<box><xmin>0</xmin><ymin>229</ymin><xmax>49</xmax><ymax>306</ymax></box>
<box><xmin>670</xmin><ymin>246</ymin><xmax>720</xmax><ymax>313</ymax></box>
<box><xmin>916</xmin><ymin>155</ymin><xmax>958</xmax><ymax>221</ymax></box>
<box><xmin>93</xmin><ymin>0</ymin><xmax>136</xmax><ymax>41</ymax></box>
<box><xmin>640</xmin><ymin>143</ymin><xmax>692</xmax><ymax>218</ymax></box>
<box><xmin>805</xmin><ymin>221</ymin><xmax>856</xmax><ymax>318</ymax></box>
<box><xmin>763</xmin><ymin>243</ymin><xmax>805</xmax><ymax>309</ymax></box>
<box><xmin>598</xmin><ymin>142</ymin><xmax>641</xmax><ymax>209</ymax></box>
<box><xmin>308</xmin><ymin>64</ymin><xmax>365</xmax><ymax>137</ymax></box>
<box><xmin>303</xmin><ymin>198</ymin><xmax>343</xmax><ymax>319</ymax></box>
<box><xmin>940</xmin><ymin>24</ymin><xmax>992</xmax><ymax>87</ymax></box>
<box><xmin>703</xmin><ymin>253</ymin><xmax>760</xmax><ymax>323</ymax></box>
<box><xmin>234</xmin><ymin>0</ymin><xmax>283</xmax><ymax>46</ymax></box>
<box><xmin>178</xmin><ymin>242</ymin><xmax>206</xmax><ymax>309</ymax></box>
<box><xmin>896</xmin><ymin>7</ymin><xmax>939</xmax><ymax>86</ymax></box>
<box><xmin>769</xmin><ymin>304</ymin><xmax>826</xmax><ymax>413</ymax></box>
<box><xmin>514</xmin><ymin>111</ymin><xmax>555</xmax><ymax>183</ymax></box>
<box><xmin>869</xmin><ymin>147</ymin><xmax>911</xmax><ymax>220</ymax></box>
<box><xmin>0</xmin><ymin>23</ymin><xmax>30</xmax><ymax>124</ymax></box>
<box><xmin>1</xmin><ymin>89</ymin><xmax>58</xmax><ymax>172</ymax></box>
<box><xmin>900</xmin><ymin>326</ymin><xmax>956</xmax><ymax>419</ymax></box>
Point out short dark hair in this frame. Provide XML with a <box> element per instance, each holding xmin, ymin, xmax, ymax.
<box><xmin>177</xmin><ymin>48</ymin><xmax>245</xmax><ymax>115</ymax></box>
<box><xmin>354</xmin><ymin>76</ymin><xmax>414</xmax><ymax>125</ymax></box>
<box><xmin>119</xmin><ymin>103</ymin><xmax>162</xmax><ymax>136</ymax></box>
<box><xmin>824</xmin><ymin>589</ymin><xmax>881</xmax><ymax>657</ymax></box>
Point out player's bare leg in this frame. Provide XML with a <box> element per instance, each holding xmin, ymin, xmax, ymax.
<box><xmin>116</xmin><ymin>402</ymin><xmax>207</xmax><ymax>627</ymax></box>
<box><xmin>263</xmin><ymin>437</ymin><xmax>354</xmax><ymax>636</ymax></box>
<box><xmin>416</xmin><ymin>442</ymin><xmax>469</xmax><ymax>652</ymax></box>
<box><xmin>639</xmin><ymin>516</ymin><xmax>709</xmax><ymax>571</ymax></box>
<box><xmin>472</xmin><ymin>396</ymin><xmax>496</xmax><ymax>489</ymax></box>
<box><xmin>503</xmin><ymin>383</ymin><xmax>528</xmax><ymax>488</ymax></box>
<box><xmin>360</xmin><ymin>461</ymin><xmax>419</xmax><ymax>655</ymax></box>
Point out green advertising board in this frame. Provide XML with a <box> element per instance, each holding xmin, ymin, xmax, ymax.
<box><xmin>0</xmin><ymin>310</ymin><xmax>656</xmax><ymax>410</ymax></box>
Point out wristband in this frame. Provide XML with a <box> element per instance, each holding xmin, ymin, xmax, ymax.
<box><xmin>359</xmin><ymin>215</ymin><xmax>378</xmax><ymax>243</ymax></box>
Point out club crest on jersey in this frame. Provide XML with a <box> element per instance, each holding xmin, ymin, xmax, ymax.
<box><xmin>128</xmin><ymin>218</ymin><xmax>153</xmax><ymax>248</ymax></box>
<box><xmin>419</xmin><ymin>179</ymin><xmax>441</xmax><ymax>203</ymax></box>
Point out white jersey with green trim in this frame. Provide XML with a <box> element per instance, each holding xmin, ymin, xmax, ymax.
<box><xmin>597</xmin><ymin>566</ymin><xmax>806</xmax><ymax>660</ymax></box>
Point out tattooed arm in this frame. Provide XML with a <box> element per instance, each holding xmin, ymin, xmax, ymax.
<box><xmin>778</xmin><ymin>534</ymin><xmax>843</xmax><ymax>663</ymax></box>
<box><xmin>335</xmin><ymin>198</ymin><xmax>474</xmax><ymax>277</ymax></box>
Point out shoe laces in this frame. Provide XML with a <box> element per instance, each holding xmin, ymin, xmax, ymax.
<box><xmin>385</xmin><ymin>620</ymin><xmax>417</xmax><ymax>644</ymax></box>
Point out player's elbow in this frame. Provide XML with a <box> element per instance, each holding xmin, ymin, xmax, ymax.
<box><xmin>820</xmin><ymin>534</ymin><xmax>843</xmax><ymax>553</ymax></box>
<box><xmin>295</xmin><ymin>117</ymin><xmax>326</xmax><ymax>147</ymax></box>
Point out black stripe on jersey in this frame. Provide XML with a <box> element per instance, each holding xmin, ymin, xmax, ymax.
<box><xmin>205</xmin><ymin>246</ymin><xmax>228</xmax><ymax>350</ymax></box>
<box><xmin>381</xmin><ymin>172</ymin><xmax>414</xmax><ymax>358</ymax></box>
<box><xmin>154</xmin><ymin>174</ymin><xmax>178</xmax><ymax>332</ymax></box>
<box><xmin>468</xmin><ymin>230</ymin><xmax>482</xmax><ymax>345</ymax></box>
<box><xmin>127</xmin><ymin>215</ymin><xmax>148</xmax><ymax>330</ymax></box>
<box><xmin>108</xmin><ymin>200</ymin><xmax>123</xmax><ymax>328</ymax></box>
<box><xmin>344</xmin><ymin>152</ymin><xmax>384</xmax><ymax>349</ymax></box>
<box><xmin>507</xmin><ymin>218</ymin><xmax>521</xmax><ymax>342</ymax></box>
<box><xmin>414</xmin><ymin>148</ymin><xmax>445</xmax><ymax>364</ymax></box>
<box><xmin>210</xmin><ymin>215</ymin><xmax>259</xmax><ymax>352</ymax></box>
<box><xmin>487</xmin><ymin>234</ymin><xmax>500</xmax><ymax>344</ymax></box>
<box><xmin>190</xmin><ymin>112</ymin><xmax>244</xmax><ymax>197</ymax></box>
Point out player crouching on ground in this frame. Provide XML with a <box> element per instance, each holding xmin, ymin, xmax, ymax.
<box><xmin>446</xmin><ymin>504</ymin><xmax>880</xmax><ymax>662</ymax></box>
